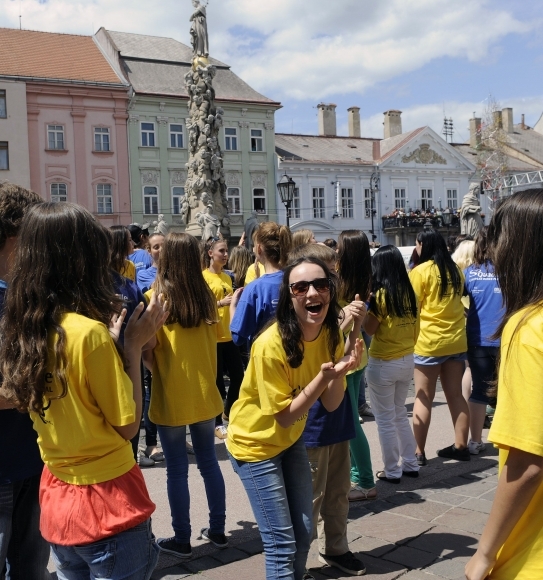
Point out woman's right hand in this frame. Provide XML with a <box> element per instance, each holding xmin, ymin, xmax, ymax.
<box><xmin>321</xmin><ymin>338</ymin><xmax>363</xmax><ymax>379</ymax></box>
<box><xmin>231</xmin><ymin>288</ymin><xmax>244</xmax><ymax>307</ymax></box>
<box><xmin>220</xmin><ymin>293</ymin><xmax>234</xmax><ymax>307</ymax></box>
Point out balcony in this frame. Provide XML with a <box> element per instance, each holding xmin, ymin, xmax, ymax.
<box><xmin>382</xmin><ymin>211</ymin><xmax>462</xmax><ymax>232</ymax></box>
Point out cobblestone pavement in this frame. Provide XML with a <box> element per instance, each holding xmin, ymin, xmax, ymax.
<box><xmin>49</xmin><ymin>384</ymin><xmax>496</xmax><ymax>580</ymax></box>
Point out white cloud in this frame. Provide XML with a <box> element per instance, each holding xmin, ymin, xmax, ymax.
<box><xmin>0</xmin><ymin>0</ymin><xmax>533</xmax><ymax>101</ymax></box>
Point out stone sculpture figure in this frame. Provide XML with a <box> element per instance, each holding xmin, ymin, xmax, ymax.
<box><xmin>460</xmin><ymin>183</ymin><xmax>484</xmax><ymax>237</ymax></box>
<box><xmin>152</xmin><ymin>214</ymin><xmax>169</xmax><ymax>237</ymax></box>
<box><xmin>190</xmin><ymin>0</ymin><xmax>209</xmax><ymax>57</ymax></box>
<box><xmin>196</xmin><ymin>205</ymin><xmax>220</xmax><ymax>241</ymax></box>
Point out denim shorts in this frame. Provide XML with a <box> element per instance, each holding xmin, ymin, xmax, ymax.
<box><xmin>467</xmin><ymin>346</ymin><xmax>498</xmax><ymax>405</ymax></box>
<box><xmin>414</xmin><ymin>352</ymin><xmax>467</xmax><ymax>366</ymax></box>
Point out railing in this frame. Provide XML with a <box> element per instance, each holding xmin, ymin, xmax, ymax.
<box><xmin>382</xmin><ymin>214</ymin><xmax>461</xmax><ymax>230</ymax></box>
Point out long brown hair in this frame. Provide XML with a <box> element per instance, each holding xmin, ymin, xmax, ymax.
<box><xmin>337</xmin><ymin>230</ymin><xmax>371</xmax><ymax>302</ymax></box>
<box><xmin>227</xmin><ymin>245</ymin><xmax>253</xmax><ymax>288</ymax></box>
<box><xmin>154</xmin><ymin>232</ymin><xmax>217</xmax><ymax>328</ymax></box>
<box><xmin>109</xmin><ymin>225</ymin><xmax>131</xmax><ymax>274</ymax></box>
<box><xmin>256</xmin><ymin>221</ymin><xmax>293</xmax><ymax>268</ymax></box>
<box><xmin>0</xmin><ymin>202</ymin><xmax>123</xmax><ymax>414</ymax></box>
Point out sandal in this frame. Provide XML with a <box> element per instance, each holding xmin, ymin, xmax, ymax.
<box><xmin>402</xmin><ymin>470</ymin><xmax>419</xmax><ymax>478</ymax></box>
<box><xmin>376</xmin><ymin>470</ymin><xmax>401</xmax><ymax>484</ymax></box>
<box><xmin>144</xmin><ymin>447</ymin><xmax>165</xmax><ymax>462</ymax></box>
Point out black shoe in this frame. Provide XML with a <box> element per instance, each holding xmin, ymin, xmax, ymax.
<box><xmin>402</xmin><ymin>470</ymin><xmax>419</xmax><ymax>478</ymax></box>
<box><xmin>376</xmin><ymin>470</ymin><xmax>401</xmax><ymax>484</ymax></box>
<box><xmin>416</xmin><ymin>452</ymin><xmax>427</xmax><ymax>466</ymax></box>
<box><xmin>318</xmin><ymin>551</ymin><xmax>366</xmax><ymax>576</ymax></box>
<box><xmin>157</xmin><ymin>537</ymin><xmax>192</xmax><ymax>559</ymax></box>
<box><xmin>200</xmin><ymin>527</ymin><xmax>229</xmax><ymax>549</ymax></box>
<box><xmin>437</xmin><ymin>444</ymin><xmax>471</xmax><ymax>461</ymax></box>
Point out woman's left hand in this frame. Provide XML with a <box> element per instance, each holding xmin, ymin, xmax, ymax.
<box><xmin>109</xmin><ymin>308</ymin><xmax>127</xmax><ymax>343</ymax></box>
<box><xmin>465</xmin><ymin>551</ymin><xmax>494</xmax><ymax>580</ymax></box>
<box><xmin>321</xmin><ymin>338</ymin><xmax>363</xmax><ymax>379</ymax></box>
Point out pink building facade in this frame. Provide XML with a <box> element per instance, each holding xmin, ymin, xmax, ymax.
<box><xmin>26</xmin><ymin>83</ymin><xmax>131</xmax><ymax>226</ymax></box>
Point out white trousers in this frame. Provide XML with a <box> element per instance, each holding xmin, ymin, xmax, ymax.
<box><xmin>366</xmin><ymin>354</ymin><xmax>419</xmax><ymax>478</ymax></box>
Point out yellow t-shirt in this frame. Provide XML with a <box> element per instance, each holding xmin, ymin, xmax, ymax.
<box><xmin>145</xmin><ymin>290</ymin><xmax>223</xmax><ymax>426</ymax></box>
<box><xmin>121</xmin><ymin>259</ymin><xmax>136</xmax><ymax>281</ymax></box>
<box><xmin>202</xmin><ymin>269</ymin><xmax>233</xmax><ymax>342</ymax></box>
<box><xmin>409</xmin><ymin>260</ymin><xmax>467</xmax><ymax>357</ymax></box>
<box><xmin>227</xmin><ymin>323</ymin><xmax>345</xmax><ymax>462</ymax></box>
<box><xmin>368</xmin><ymin>289</ymin><xmax>418</xmax><ymax>360</ymax></box>
<box><xmin>487</xmin><ymin>304</ymin><xmax>543</xmax><ymax>580</ymax></box>
<box><xmin>31</xmin><ymin>313</ymin><xmax>136</xmax><ymax>485</ymax></box>
<box><xmin>244</xmin><ymin>263</ymin><xmax>258</xmax><ymax>285</ymax></box>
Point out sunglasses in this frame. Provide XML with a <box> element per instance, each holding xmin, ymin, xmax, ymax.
<box><xmin>289</xmin><ymin>277</ymin><xmax>332</xmax><ymax>297</ymax></box>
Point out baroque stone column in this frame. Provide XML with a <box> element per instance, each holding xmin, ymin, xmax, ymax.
<box><xmin>183</xmin><ymin>0</ymin><xmax>230</xmax><ymax>240</ymax></box>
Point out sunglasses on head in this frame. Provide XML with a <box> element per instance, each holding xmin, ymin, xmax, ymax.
<box><xmin>289</xmin><ymin>277</ymin><xmax>331</xmax><ymax>297</ymax></box>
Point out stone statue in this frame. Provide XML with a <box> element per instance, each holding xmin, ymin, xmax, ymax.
<box><xmin>190</xmin><ymin>0</ymin><xmax>209</xmax><ymax>58</ymax></box>
<box><xmin>152</xmin><ymin>214</ymin><xmax>169</xmax><ymax>237</ymax></box>
<box><xmin>460</xmin><ymin>183</ymin><xmax>484</xmax><ymax>237</ymax></box>
<box><xmin>195</xmin><ymin>205</ymin><xmax>220</xmax><ymax>241</ymax></box>
<box><xmin>244</xmin><ymin>211</ymin><xmax>259</xmax><ymax>252</ymax></box>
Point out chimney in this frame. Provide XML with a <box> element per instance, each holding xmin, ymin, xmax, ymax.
<box><xmin>470</xmin><ymin>117</ymin><xmax>481</xmax><ymax>149</ymax></box>
<box><xmin>502</xmin><ymin>108</ymin><xmax>513</xmax><ymax>133</ymax></box>
<box><xmin>383</xmin><ymin>110</ymin><xmax>402</xmax><ymax>139</ymax></box>
<box><xmin>521</xmin><ymin>114</ymin><xmax>526</xmax><ymax>130</ymax></box>
<box><xmin>317</xmin><ymin>103</ymin><xmax>337</xmax><ymax>136</ymax></box>
<box><xmin>372</xmin><ymin>141</ymin><xmax>380</xmax><ymax>160</ymax></box>
<box><xmin>347</xmin><ymin>106</ymin><xmax>361</xmax><ymax>138</ymax></box>
<box><xmin>493</xmin><ymin>110</ymin><xmax>503</xmax><ymax>130</ymax></box>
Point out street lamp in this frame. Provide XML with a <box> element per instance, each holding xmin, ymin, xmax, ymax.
<box><xmin>442</xmin><ymin>207</ymin><xmax>452</xmax><ymax>226</ymax></box>
<box><xmin>369</xmin><ymin>171</ymin><xmax>379</xmax><ymax>242</ymax></box>
<box><xmin>277</xmin><ymin>173</ymin><xmax>296</xmax><ymax>228</ymax></box>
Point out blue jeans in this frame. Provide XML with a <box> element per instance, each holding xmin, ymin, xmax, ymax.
<box><xmin>50</xmin><ymin>519</ymin><xmax>158</xmax><ymax>580</ymax></box>
<box><xmin>0</xmin><ymin>473</ymin><xmax>51</xmax><ymax>580</ymax></box>
<box><xmin>229</xmin><ymin>438</ymin><xmax>313</xmax><ymax>580</ymax></box>
<box><xmin>158</xmin><ymin>419</ymin><xmax>226</xmax><ymax>543</ymax></box>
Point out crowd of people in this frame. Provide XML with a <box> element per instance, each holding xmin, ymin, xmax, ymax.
<box><xmin>0</xmin><ymin>181</ymin><xmax>542</xmax><ymax>580</ymax></box>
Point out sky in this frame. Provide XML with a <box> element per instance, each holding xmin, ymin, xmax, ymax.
<box><xmin>2</xmin><ymin>0</ymin><xmax>542</xmax><ymax>141</ymax></box>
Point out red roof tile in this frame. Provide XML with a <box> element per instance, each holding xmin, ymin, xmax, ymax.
<box><xmin>0</xmin><ymin>28</ymin><xmax>123</xmax><ymax>84</ymax></box>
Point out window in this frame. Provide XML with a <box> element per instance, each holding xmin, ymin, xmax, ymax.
<box><xmin>172</xmin><ymin>186</ymin><xmax>184</xmax><ymax>214</ymax></box>
<box><xmin>0</xmin><ymin>142</ymin><xmax>8</xmax><ymax>170</ymax></box>
<box><xmin>94</xmin><ymin>127</ymin><xmax>110</xmax><ymax>152</ymax></box>
<box><xmin>48</xmin><ymin>125</ymin><xmax>65</xmax><ymax>150</ymax></box>
<box><xmin>227</xmin><ymin>187</ymin><xmax>241</xmax><ymax>214</ymax></box>
<box><xmin>0</xmin><ymin>90</ymin><xmax>6</xmax><ymax>118</ymax></box>
<box><xmin>364</xmin><ymin>188</ymin><xmax>372</xmax><ymax>218</ymax></box>
<box><xmin>341</xmin><ymin>188</ymin><xmax>353</xmax><ymax>218</ymax></box>
<box><xmin>141</xmin><ymin>122</ymin><xmax>156</xmax><ymax>147</ymax></box>
<box><xmin>420</xmin><ymin>188</ymin><xmax>433</xmax><ymax>210</ymax></box>
<box><xmin>50</xmin><ymin>183</ymin><xmax>67</xmax><ymax>203</ymax></box>
<box><xmin>225</xmin><ymin>127</ymin><xmax>238</xmax><ymax>151</ymax></box>
<box><xmin>253</xmin><ymin>188</ymin><xmax>266</xmax><ymax>214</ymax></box>
<box><xmin>312</xmin><ymin>187</ymin><xmax>325</xmax><ymax>219</ymax></box>
<box><xmin>170</xmin><ymin>124</ymin><xmax>184</xmax><ymax>148</ymax></box>
<box><xmin>97</xmin><ymin>184</ymin><xmax>113</xmax><ymax>214</ymax></box>
<box><xmin>447</xmin><ymin>188</ymin><xmax>458</xmax><ymax>209</ymax></box>
<box><xmin>394</xmin><ymin>188</ymin><xmax>406</xmax><ymax>209</ymax></box>
<box><xmin>250</xmin><ymin>129</ymin><xmax>263</xmax><ymax>152</ymax></box>
<box><xmin>291</xmin><ymin>187</ymin><xmax>301</xmax><ymax>219</ymax></box>
<box><xmin>143</xmin><ymin>186</ymin><xmax>159</xmax><ymax>214</ymax></box>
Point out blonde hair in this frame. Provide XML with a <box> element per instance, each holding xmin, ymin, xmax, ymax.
<box><xmin>452</xmin><ymin>240</ymin><xmax>475</xmax><ymax>271</ymax></box>
<box><xmin>289</xmin><ymin>243</ymin><xmax>336</xmax><ymax>267</ymax></box>
<box><xmin>292</xmin><ymin>229</ymin><xmax>314</xmax><ymax>248</ymax></box>
<box><xmin>255</xmin><ymin>221</ymin><xmax>292</xmax><ymax>268</ymax></box>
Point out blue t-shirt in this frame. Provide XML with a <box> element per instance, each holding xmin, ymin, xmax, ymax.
<box><xmin>303</xmin><ymin>393</ymin><xmax>355</xmax><ymax>448</ymax></box>
<box><xmin>0</xmin><ymin>282</ymin><xmax>44</xmax><ymax>485</ymax></box>
<box><xmin>112</xmin><ymin>272</ymin><xmax>146</xmax><ymax>346</ymax></box>
<box><xmin>230</xmin><ymin>271</ymin><xmax>283</xmax><ymax>348</ymax></box>
<box><xmin>136</xmin><ymin>265</ymin><xmax>157</xmax><ymax>293</ymax></box>
<box><xmin>128</xmin><ymin>249</ymin><xmax>153</xmax><ymax>274</ymax></box>
<box><xmin>464</xmin><ymin>263</ymin><xmax>505</xmax><ymax>347</ymax></box>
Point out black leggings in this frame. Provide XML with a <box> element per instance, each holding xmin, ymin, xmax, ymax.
<box><xmin>216</xmin><ymin>341</ymin><xmax>245</xmax><ymax>422</ymax></box>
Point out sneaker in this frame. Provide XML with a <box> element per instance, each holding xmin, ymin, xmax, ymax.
<box><xmin>138</xmin><ymin>453</ymin><xmax>155</xmax><ymax>467</ymax></box>
<box><xmin>200</xmin><ymin>527</ymin><xmax>229</xmax><ymax>549</ymax></box>
<box><xmin>319</xmin><ymin>551</ymin><xmax>366</xmax><ymax>576</ymax></box>
<box><xmin>348</xmin><ymin>482</ymin><xmax>377</xmax><ymax>502</ymax></box>
<box><xmin>358</xmin><ymin>402</ymin><xmax>374</xmax><ymax>417</ymax></box>
<box><xmin>485</xmin><ymin>405</ymin><xmax>495</xmax><ymax>416</ymax></box>
<box><xmin>437</xmin><ymin>444</ymin><xmax>471</xmax><ymax>461</ymax></box>
<box><xmin>416</xmin><ymin>452</ymin><xmax>427</xmax><ymax>466</ymax></box>
<box><xmin>186</xmin><ymin>441</ymin><xmax>195</xmax><ymax>455</ymax></box>
<box><xmin>215</xmin><ymin>425</ymin><xmax>228</xmax><ymax>440</ymax></box>
<box><xmin>157</xmin><ymin>537</ymin><xmax>192</xmax><ymax>559</ymax></box>
<box><xmin>468</xmin><ymin>439</ymin><xmax>486</xmax><ymax>455</ymax></box>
